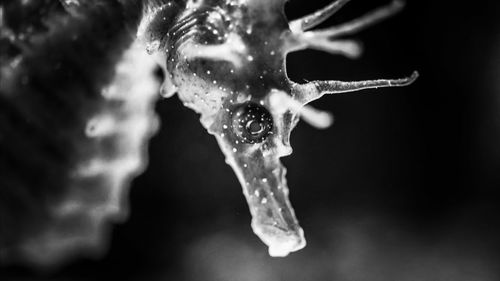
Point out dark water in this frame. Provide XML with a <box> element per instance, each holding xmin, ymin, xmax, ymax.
<box><xmin>2</xmin><ymin>0</ymin><xmax>500</xmax><ymax>280</ymax></box>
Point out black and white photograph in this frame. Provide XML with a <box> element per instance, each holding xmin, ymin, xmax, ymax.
<box><xmin>1</xmin><ymin>0</ymin><xmax>499</xmax><ymax>280</ymax></box>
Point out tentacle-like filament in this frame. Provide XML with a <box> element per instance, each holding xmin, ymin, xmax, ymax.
<box><xmin>309</xmin><ymin>0</ymin><xmax>405</xmax><ymax>39</ymax></box>
<box><xmin>286</xmin><ymin>0</ymin><xmax>406</xmax><ymax>58</ymax></box>
<box><xmin>289</xmin><ymin>0</ymin><xmax>352</xmax><ymax>33</ymax></box>
<box><xmin>293</xmin><ymin>71</ymin><xmax>419</xmax><ymax>104</ymax></box>
<box><xmin>286</xmin><ymin>35</ymin><xmax>363</xmax><ymax>58</ymax></box>
<box><xmin>180</xmin><ymin>33</ymin><xmax>247</xmax><ymax>68</ymax></box>
<box><xmin>269</xmin><ymin>90</ymin><xmax>334</xmax><ymax>129</ymax></box>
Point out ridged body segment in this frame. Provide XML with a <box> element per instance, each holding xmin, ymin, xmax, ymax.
<box><xmin>0</xmin><ymin>0</ymin><xmax>159</xmax><ymax>265</ymax></box>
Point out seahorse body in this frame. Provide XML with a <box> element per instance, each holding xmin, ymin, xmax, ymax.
<box><xmin>0</xmin><ymin>0</ymin><xmax>159</xmax><ymax>265</ymax></box>
<box><xmin>0</xmin><ymin>0</ymin><xmax>417</xmax><ymax>266</ymax></box>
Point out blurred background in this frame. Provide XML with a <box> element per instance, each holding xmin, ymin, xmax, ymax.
<box><xmin>2</xmin><ymin>0</ymin><xmax>500</xmax><ymax>280</ymax></box>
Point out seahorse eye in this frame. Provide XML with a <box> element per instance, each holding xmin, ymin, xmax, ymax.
<box><xmin>232</xmin><ymin>102</ymin><xmax>273</xmax><ymax>144</ymax></box>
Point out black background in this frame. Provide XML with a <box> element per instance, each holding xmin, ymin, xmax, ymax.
<box><xmin>3</xmin><ymin>0</ymin><xmax>500</xmax><ymax>280</ymax></box>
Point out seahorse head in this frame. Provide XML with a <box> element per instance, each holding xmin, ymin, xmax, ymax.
<box><xmin>163</xmin><ymin>0</ymin><xmax>308</xmax><ymax>257</ymax></box>
<box><xmin>141</xmin><ymin>0</ymin><xmax>417</xmax><ymax>256</ymax></box>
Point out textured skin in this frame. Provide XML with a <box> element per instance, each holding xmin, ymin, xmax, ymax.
<box><xmin>147</xmin><ymin>0</ymin><xmax>308</xmax><ymax>256</ymax></box>
<box><xmin>139</xmin><ymin>0</ymin><xmax>417</xmax><ymax>257</ymax></box>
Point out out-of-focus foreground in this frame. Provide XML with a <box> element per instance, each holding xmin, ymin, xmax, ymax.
<box><xmin>1</xmin><ymin>0</ymin><xmax>500</xmax><ymax>280</ymax></box>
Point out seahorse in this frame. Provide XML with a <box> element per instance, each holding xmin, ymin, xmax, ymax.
<box><xmin>0</xmin><ymin>0</ymin><xmax>417</xmax><ymax>266</ymax></box>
